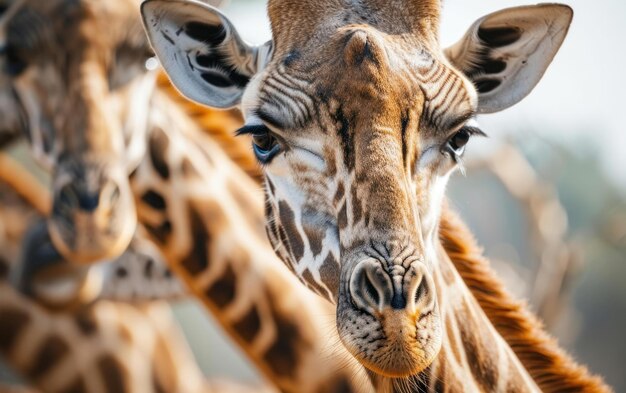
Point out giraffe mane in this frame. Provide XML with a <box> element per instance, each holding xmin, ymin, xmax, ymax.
<box><xmin>439</xmin><ymin>206</ymin><xmax>611</xmax><ymax>393</ymax></box>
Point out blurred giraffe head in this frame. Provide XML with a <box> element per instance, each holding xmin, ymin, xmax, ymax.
<box><xmin>0</xmin><ymin>0</ymin><xmax>159</xmax><ymax>263</ymax></box>
<box><xmin>148</xmin><ymin>0</ymin><xmax>573</xmax><ymax>377</ymax></box>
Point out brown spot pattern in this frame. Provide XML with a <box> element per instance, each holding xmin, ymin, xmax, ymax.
<box><xmin>0</xmin><ymin>307</ymin><xmax>30</xmax><ymax>354</ymax></box>
<box><xmin>141</xmin><ymin>190</ymin><xmax>167</xmax><ymax>211</ymax></box>
<box><xmin>350</xmin><ymin>187</ymin><xmax>362</xmax><ymax>224</ymax></box>
<box><xmin>278</xmin><ymin>201</ymin><xmax>305</xmax><ymax>262</ymax></box>
<box><xmin>277</xmin><ymin>225</ymin><xmax>293</xmax><ymax>262</ymax></box>
<box><xmin>205</xmin><ymin>264</ymin><xmax>237</xmax><ymax>308</ymax></box>
<box><xmin>0</xmin><ymin>257</ymin><xmax>9</xmax><ymax>279</ymax></box>
<box><xmin>74</xmin><ymin>307</ymin><xmax>98</xmax><ymax>336</ymax></box>
<box><xmin>98</xmin><ymin>355</ymin><xmax>128</xmax><ymax>393</ymax></box>
<box><xmin>144</xmin><ymin>220</ymin><xmax>172</xmax><ymax>244</ymax></box>
<box><xmin>266</xmin><ymin>177</ymin><xmax>276</xmax><ymax>194</ymax></box>
<box><xmin>233</xmin><ymin>305</ymin><xmax>262</xmax><ymax>343</ymax></box>
<box><xmin>181</xmin><ymin>157</ymin><xmax>201</xmax><ymax>178</ymax></box>
<box><xmin>28</xmin><ymin>335</ymin><xmax>69</xmax><ymax>379</ymax></box>
<box><xmin>458</xmin><ymin>301</ymin><xmax>499</xmax><ymax>391</ymax></box>
<box><xmin>334</xmin><ymin>183</ymin><xmax>345</xmax><ymax>205</ymax></box>
<box><xmin>181</xmin><ymin>208</ymin><xmax>210</xmax><ymax>275</ymax></box>
<box><xmin>149</xmin><ymin>127</ymin><xmax>171</xmax><ymax>180</ymax></box>
<box><xmin>317</xmin><ymin>376</ymin><xmax>355</xmax><ymax>393</ymax></box>
<box><xmin>319</xmin><ymin>253</ymin><xmax>340</xmax><ymax>301</ymax></box>
<box><xmin>302</xmin><ymin>222</ymin><xmax>323</xmax><ymax>258</ymax></box>
<box><xmin>337</xmin><ymin>202</ymin><xmax>348</xmax><ymax>230</ymax></box>
<box><xmin>263</xmin><ymin>292</ymin><xmax>310</xmax><ymax>379</ymax></box>
<box><xmin>301</xmin><ymin>269</ymin><xmax>330</xmax><ymax>301</ymax></box>
<box><xmin>152</xmin><ymin>372</ymin><xmax>167</xmax><ymax>393</ymax></box>
<box><xmin>325</xmin><ymin>147</ymin><xmax>337</xmax><ymax>176</ymax></box>
<box><xmin>61</xmin><ymin>377</ymin><xmax>88</xmax><ymax>393</ymax></box>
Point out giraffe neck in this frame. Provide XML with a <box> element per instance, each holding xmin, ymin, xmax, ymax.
<box><xmin>440</xmin><ymin>207</ymin><xmax>612</xmax><ymax>393</ymax></box>
<box><xmin>132</xmin><ymin>90</ymin><xmax>372</xmax><ymax>393</ymax></box>
<box><xmin>413</xmin><ymin>244</ymin><xmax>539</xmax><ymax>392</ymax></box>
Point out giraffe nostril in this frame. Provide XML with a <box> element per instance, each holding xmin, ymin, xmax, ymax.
<box><xmin>77</xmin><ymin>191</ymin><xmax>100</xmax><ymax>212</ymax></box>
<box><xmin>362</xmin><ymin>272</ymin><xmax>381</xmax><ymax>308</ymax></box>
<box><xmin>415</xmin><ymin>278</ymin><xmax>426</xmax><ymax>305</ymax></box>
<box><xmin>349</xmin><ymin>259</ymin><xmax>393</xmax><ymax>313</ymax></box>
<box><xmin>409</xmin><ymin>263</ymin><xmax>436</xmax><ymax>314</ymax></box>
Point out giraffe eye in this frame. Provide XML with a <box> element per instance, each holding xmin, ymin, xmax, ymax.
<box><xmin>236</xmin><ymin>124</ymin><xmax>282</xmax><ymax>164</ymax></box>
<box><xmin>447</xmin><ymin>128</ymin><xmax>471</xmax><ymax>156</ymax></box>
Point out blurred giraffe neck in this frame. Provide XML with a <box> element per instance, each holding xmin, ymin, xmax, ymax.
<box><xmin>439</xmin><ymin>207</ymin><xmax>611</xmax><ymax>393</ymax></box>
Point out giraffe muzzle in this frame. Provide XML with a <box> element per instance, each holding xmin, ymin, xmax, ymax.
<box><xmin>349</xmin><ymin>259</ymin><xmax>436</xmax><ymax>316</ymax></box>
<box><xmin>340</xmin><ymin>258</ymin><xmax>442</xmax><ymax>377</ymax></box>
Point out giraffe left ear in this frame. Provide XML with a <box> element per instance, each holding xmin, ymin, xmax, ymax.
<box><xmin>445</xmin><ymin>4</ymin><xmax>573</xmax><ymax>114</ymax></box>
<box><xmin>141</xmin><ymin>0</ymin><xmax>271</xmax><ymax>109</ymax></box>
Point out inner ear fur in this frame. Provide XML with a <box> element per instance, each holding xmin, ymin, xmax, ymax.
<box><xmin>445</xmin><ymin>4</ymin><xmax>573</xmax><ymax>113</ymax></box>
<box><xmin>141</xmin><ymin>0</ymin><xmax>259</xmax><ymax>108</ymax></box>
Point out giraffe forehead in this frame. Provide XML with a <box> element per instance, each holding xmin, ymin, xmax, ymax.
<box><xmin>259</xmin><ymin>34</ymin><xmax>473</xmax><ymax>139</ymax></box>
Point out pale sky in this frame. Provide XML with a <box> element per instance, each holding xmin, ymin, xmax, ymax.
<box><xmin>224</xmin><ymin>0</ymin><xmax>626</xmax><ymax>191</ymax></box>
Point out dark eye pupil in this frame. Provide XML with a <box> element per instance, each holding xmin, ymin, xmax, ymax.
<box><xmin>450</xmin><ymin>129</ymin><xmax>470</xmax><ymax>151</ymax></box>
<box><xmin>253</xmin><ymin>133</ymin><xmax>275</xmax><ymax>151</ymax></box>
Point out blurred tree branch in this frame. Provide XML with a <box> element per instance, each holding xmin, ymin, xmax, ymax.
<box><xmin>467</xmin><ymin>143</ymin><xmax>581</xmax><ymax>331</ymax></box>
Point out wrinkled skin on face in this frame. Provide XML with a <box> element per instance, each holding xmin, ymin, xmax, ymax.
<box><xmin>143</xmin><ymin>0</ymin><xmax>572</xmax><ymax>378</ymax></box>
<box><xmin>5</xmin><ymin>0</ymin><xmax>156</xmax><ymax>263</ymax></box>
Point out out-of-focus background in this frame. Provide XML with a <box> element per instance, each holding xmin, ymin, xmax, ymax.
<box><xmin>2</xmin><ymin>0</ymin><xmax>625</xmax><ymax>390</ymax></box>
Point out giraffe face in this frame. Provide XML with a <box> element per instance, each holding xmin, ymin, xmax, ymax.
<box><xmin>245</xmin><ymin>28</ymin><xmax>475</xmax><ymax>377</ymax></box>
<box><xmin>145</xmin><ymin>0</ymin><xmax>572</xmax><ymax>379</ymax></box>
<box><xmin>3</xmin><ymin>0</ymin><xmax>156</xmax><ymax>263</ymax></box>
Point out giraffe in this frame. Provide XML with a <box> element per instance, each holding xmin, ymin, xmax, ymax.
<box><xmin>146</xmin><ymin>0</ymin><xmax>611</xmax><ymax>391</ymax></box>
<box><xmin>0</xmin><ymin>161</ymin><xmax>273</xmax><ymax>393</ymax></box>
<box><xmin>1</xmin><ymin>1</ymin><xmax>373</xmax><ymax>392</ymax></box>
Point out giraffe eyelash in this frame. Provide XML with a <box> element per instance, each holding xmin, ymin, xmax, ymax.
<box><xmin>235</xmin><ymin>124</ymin><xmax>270</xmax><ymax>137</ymax></box>
<box><xmin>461</xmin><ymin>125</ymin><xmax>487</xmax><ymax>138</ymax></box>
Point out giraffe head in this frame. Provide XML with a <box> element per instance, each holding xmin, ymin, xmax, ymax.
<box><xmin>1</xmin><ymin>0</ymin><xmax>160</xmax><ymax>263</ymax></box>
<box><xmin>144</xmin><ymin>0</ymin><xmax>572</xmax><ymax>377</ymax></box>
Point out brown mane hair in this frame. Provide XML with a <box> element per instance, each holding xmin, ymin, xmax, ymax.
<box><xmin>440</xmin><ymin>206</ymin><xmax>611</xmax><ymax>393</ymax></box>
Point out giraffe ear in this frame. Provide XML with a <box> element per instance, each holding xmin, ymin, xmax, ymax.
<box><xmin>444</xmin><ymin>4</ymin><xmax>573</xmax><ymax>114</ymax></box>
<box><xmin>141</xmin><ymin>0</ymin><xmax>271</xmax><ymax>109</ymax></box>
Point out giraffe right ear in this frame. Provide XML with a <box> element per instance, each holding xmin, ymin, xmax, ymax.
<box><xmin>444</xmin><ymin>4</ymin><xmax>573</xmax><ymax>114</ymax></box>
<box><xmin>141</xmin><ymin>0</ymin><xmax>271</xmax><ymax>109</ymax></box>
